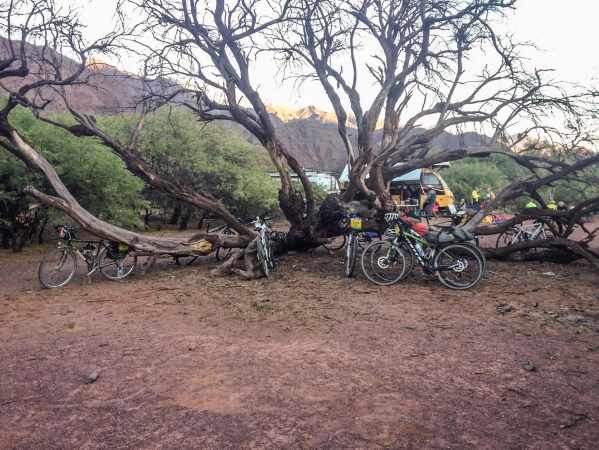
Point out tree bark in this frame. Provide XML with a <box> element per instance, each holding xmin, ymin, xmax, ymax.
<box><xmin>169</xmin><ymin>204</ymin><xmax>182</xmax><ymax>225</ymax></box>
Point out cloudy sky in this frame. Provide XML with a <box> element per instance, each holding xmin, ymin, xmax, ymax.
<box><xmin>65</xmin><ymin>0</ymin><xmax>598</xmax><ymax>111</ymax></box>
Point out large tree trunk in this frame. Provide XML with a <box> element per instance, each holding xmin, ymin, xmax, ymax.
<box><xmin>179</xmin><ymin>206</ymin><xmax>192</xmax><ymax>231</ymax></box>
<box><xmin>169</xmin><ymin>204</ymin><xmax>182</xmax><ymax>225</ymax></box>
<box><xmin>1</xmin><ymin>228</ymin><xmax>12</xmax><ymax>249</ymax></box>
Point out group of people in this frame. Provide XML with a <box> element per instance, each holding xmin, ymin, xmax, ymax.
<box><xmin>470</xmin><ymin>187</ymin><xmax>496</xmax><ymax>207</ymax></box>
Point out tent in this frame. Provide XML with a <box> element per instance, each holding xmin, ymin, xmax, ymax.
<box><xmin>339</xmin><ymin>166</ymin><xmax>422</xmax><ymax>184</ymax></box>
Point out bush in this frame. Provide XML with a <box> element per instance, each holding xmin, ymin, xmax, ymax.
<box><xmin>2</xmin><ymin>107</ymin><xmax>147</xmax><ymax>230</ymax></box>
<box><xmin>101</xmin><ymin>108</ymin><xmax>279</xmax><ymax>220</ymax></box>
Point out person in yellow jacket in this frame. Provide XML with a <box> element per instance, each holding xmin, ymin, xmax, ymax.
<box><xmin>471</xmin><ymin>188</ymin><xmax>480</xmax><ymax>206</ymax></box>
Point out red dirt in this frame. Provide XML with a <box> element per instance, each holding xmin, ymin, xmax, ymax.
<box><xmin>1</xmin><ymin>241</ymin><xmax>598</xmax><ymax>449</ymax></box>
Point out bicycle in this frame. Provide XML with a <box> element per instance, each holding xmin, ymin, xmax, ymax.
<box><xmin>38</xmin><ymin>225</ymin><xmax>137</xmax><ymax>289</ymax></box>
<box><xmin>361</xmin><ymin>213</ymin><xmax>485</xmax><ymax>290</ymax></box>
<box><xmin>254</xmin><ymin>216</ymin><xmax>274</xmax><ymax>277</ymax></box>
<box><xmin>495</xmin><ymin>219</ymin><xmax>551</xmax><ymax>251</ymax></box>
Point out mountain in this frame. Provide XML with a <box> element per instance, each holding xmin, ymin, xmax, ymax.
<box><xmin>0</xmin><ymin>39</ymin><xmax>490</xmax><ymax>174</ymax></box>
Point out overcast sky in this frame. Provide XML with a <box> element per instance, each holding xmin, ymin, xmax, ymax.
<box><xmin>65</xmin><ymin>0</ymin><xmax>599</xmax><ymax>111</ymax></box>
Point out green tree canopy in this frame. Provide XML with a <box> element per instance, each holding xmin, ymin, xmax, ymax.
<box><xmin>101</xmin><ymin>108</ymin><xmax>279</xmax><ymax>219</ymax></box>
<box><xmin>2</xmin><ymin>106</ymin><xmax>146</xmax><ymax>229</ymax></box>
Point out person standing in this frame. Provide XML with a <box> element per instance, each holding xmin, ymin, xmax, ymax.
<box><xmin>471</xmin><ymin>187</ymin><xmax>480</xmax><ymax>206</ymax></box>
<box><xmin>424</xmin><ymin>188</ymin><xmax>437</xmax><ymax>218</ymax></box>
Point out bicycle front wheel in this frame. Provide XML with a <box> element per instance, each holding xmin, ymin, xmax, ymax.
<box><xmin>257</xmin><ymin>240</ymin><xmax>270</xmax><ymax>278</ymax></box>
<box><xmin>345</xmin><ymin>234</ymin><xmax>358</xmax><ymax>278</ymax></box>
<box><xmin>360</xmin><ymin>240</ymin><xmax>409</xmax><ymax>286</ymax></box>
<box><xmin>39</xmin><ymin>247</ymin><xmax>77</xmax><ymax>288</ymax></box>
<box><xmin>98</xmin><ymin>247</ymin><xmax>137</xmax><ymax>280</ymax></box>
<box><xmin>435</xmin><ymin>243</ymin><xmax>484</xmax><ymax>290</ymax></box>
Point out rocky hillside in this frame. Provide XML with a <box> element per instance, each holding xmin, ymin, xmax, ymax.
<box><xmin>266</xmin><ymin>105</ymin><xmax>490</xmax><ymax>173</ymax></box>
<box><xmin>0</xmin><ymin>39</ymin><xmax>490</xmax><ymax>173</ymax></box>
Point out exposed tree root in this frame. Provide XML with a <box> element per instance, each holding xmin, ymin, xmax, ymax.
<box><xmin>485</xmin><ymin>238</ymin><xmax>599</xmax><ymax>269</ymax></box>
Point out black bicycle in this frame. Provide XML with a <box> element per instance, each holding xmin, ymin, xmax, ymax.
<box><xmin>38</xmin><ymin>225</ymin><xmax>137</xmax><ymax>288</ymax></box>
<box><xmin>361</xmin><ymin>213</ymin><xmax>485</xmax><ymax>289</ymax></box>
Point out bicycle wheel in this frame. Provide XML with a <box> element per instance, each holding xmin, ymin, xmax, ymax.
<box><xmin>214</xmin><ymin>227</ymin><xmax>237</xmax><ymax>261</ymax></box>
<box><xmin>323</xmin><ymin>234</ymin><xmax>347</xmax><ymax>251</ymax></box>
<box><xmin>495</xmin><ymin>228</ymin><xmax>517</xmax><ymax>248</ymax></box>
<box><xmin>98</xmin><ymin>247</ymin><xmax>137</xmax><ymax>280</ymax></box>
<box><xmin>345</xmin><ymin>234</ymin><xmax>358</xmax><ymax>278</ymax></box>
<box><xmin>215</xmin><ymin>246</ymin><xmax>232</xmax><ymax>262</ymax></box>
<box><xmin>38</xmin><ymin>247</ymin><xmax>77</xmax><ymax>288</ymax></box>
<box><xmin>360</xmin><ymin>240</ymin><xmax>409</xmax><ymax>286</ymax></box>
<box><xmin>264</xmin><ymin>234</ymin><xmax>274</xmax><ymax>270</ymax></box>
<box><xmin>435</xmin><ymin>243</ymin><xmax>484</xmax><ymax>290</ymax></box>
<box><xmin>257</xmin><ymin>240</ymin><xmax>270</xmax><ymax>278</ymax></box>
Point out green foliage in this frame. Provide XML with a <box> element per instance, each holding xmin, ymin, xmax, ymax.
<box><xmin>443</xmin><ymin>157</ymin><xmax>511</xmax><ymax>201</ymax></box>
<box><xmin>100</xmin><ymin>108</ymin><xmax>279</xmax><ymax>219</ymax></box>
<box><xmin>443</xmin><ymin>153</ymin><xmax>599</xmax><ymax>210</ymax></box>
<box><xmin>2</xmin><ymin>107</ymin><xmax>146</xmax><ymax>228</ymax></box>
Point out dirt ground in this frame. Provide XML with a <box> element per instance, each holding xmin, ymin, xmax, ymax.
<box><xmin>1</xmin><ymin>237</ymin><xmax>598</xmax><ymax>449</ymax></box>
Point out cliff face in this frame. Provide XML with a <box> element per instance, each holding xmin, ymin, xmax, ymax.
<box><xmin>0</xmin><ymin>39</ymin><xmax>490</xmax><ymax>173</ymax></box>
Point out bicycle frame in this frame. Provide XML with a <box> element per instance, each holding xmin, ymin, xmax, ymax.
<box><xmin>509</xmin><ymin>221</ymin><xmax>546</xmax><ymax>244</ymax></box>
<box><xmin>253</xmin><ymin>217</ymin><xmax>274</xmax><ymax>271</ymax></box>
<box><xmin>390</xmin><ymin>225</ymin><xmax>438</xmax><ymax>272</ymax></box>
<box><xmin>56</xmin><ymin>238</ymin><xmax>103</xmax><ymax>273</ymax></box>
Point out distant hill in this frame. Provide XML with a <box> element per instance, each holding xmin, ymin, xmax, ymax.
<box><xmin>0</xmin><ymin>38</ymin><xmax>491</xmax><ymax>174</ymax></box>
<box><xmin>265</xmin><ymin>105</ymin><xmax>491</xmax><ymax>173</ymax></box>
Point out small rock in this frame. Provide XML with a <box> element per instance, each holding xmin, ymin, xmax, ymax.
<box><xmin>532</xmin><ymin>302</ymin><xmax>539</xmax><ymax>308</ymax></box>
<box><xmin>86</xmin><ymin>371</ymin><xmax>99</xmax><ymax>384</ymax></box>
<box><xmin>496</xmin><ymin>304</ymin><xmax>513</xmax><ymax>315</ymax></box>
<box><xmin>542</xmin><ymin>271</ymin><xmax>556</xmax><ymax>277</ymax></box>
<box><xmin>520</xmin><ymin>361</ymin><xmax>536</xmax><ymax>372</ymax></box>
<box><xmin>559</xmin><ymin>314</ymin><xmax>587</xmax><ymax>325</ymax></box>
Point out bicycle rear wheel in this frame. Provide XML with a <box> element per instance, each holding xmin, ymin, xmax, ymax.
<box><xmin>39</xmin><ymin>247</ymin><xmax>77</xmax><ymax>288</ymax></box>
<box><xmin>345</xmin><ymin>234</ymin><xmax>358</xmax><ymax>278</ymax></box>
<box><xmin>435</xmin><ymin>243</ymin><xmax>484</xmax><ymax>290</ymax></box>
<box><xmin>215</xmin><ymin>227</ymin><xmax>237</xmax><ymax>261</ymax></box>
<box><xmin>360</xmin><ymin>240</ymin><xmax>409</xmax><ymax>286</ymax></box>
<box><xmin>98</xmin><ymin>247</ymin><xmax>137</xmax><ymax>280</ymax></box>
<box><xmin>495</xmin><ymin>228</ymin><xmax>517</xmax><ymax>248</ymax></box>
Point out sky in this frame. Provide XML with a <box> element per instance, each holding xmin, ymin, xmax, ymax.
<box><xmin>63</xmin><ymin>0</ymin><xmax>599</xmax><ymax>111</ymax></box>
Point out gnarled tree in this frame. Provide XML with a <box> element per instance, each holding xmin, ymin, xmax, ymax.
<box><xmin>271</xmin><ymin>0</ymin><xmax>599</xmax><ymax>263</ymax></box>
